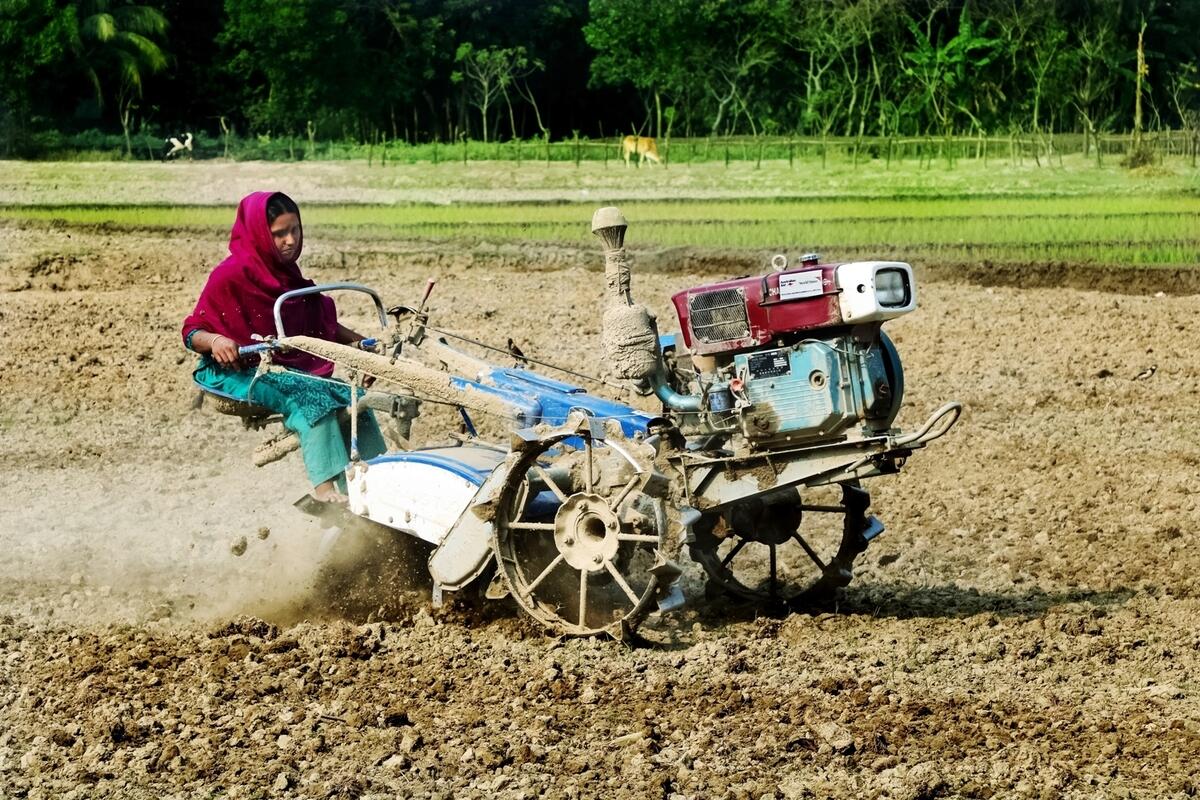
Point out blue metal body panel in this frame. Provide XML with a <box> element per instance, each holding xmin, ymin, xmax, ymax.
<box><xmin>526</xmin><ymin>489</ymin><xmax>562</xmax><ymax>519</ymax></box>
<box><xmin>447</xmin><ymin>376</ymin><xmax>542</xmax><ymax>422</ymax></box>
<box><xmin>366</xmin><ymin>447</ymin><xmax>505</xmax><ymax>486</ymax></box>
<box><xmin>451</xmin><ymin>367</ymin><xmax>656</xmax><ymax>438</ymax></box>
<box><xmin>733</xmin><ymin>336</ymin><xmax>899</xmax><ymax>442</ymax></box>
<box><xmin>737</xmin><ymin>343</ymin><xmax>846</xmax><ymax>435</ymax></box>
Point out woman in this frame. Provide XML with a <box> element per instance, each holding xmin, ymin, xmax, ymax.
<box><xmin>182</xmin><ymin>191</ymin><xmax>386</xmax><ymax>504</ymax></box>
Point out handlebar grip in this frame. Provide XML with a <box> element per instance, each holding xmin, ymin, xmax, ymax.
<box><xmin>237</xmin><ymin>338</ymin><xmax>377</xmax><ymax>357</ymax></box>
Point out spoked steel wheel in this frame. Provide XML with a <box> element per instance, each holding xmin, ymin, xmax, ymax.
<box><xmin>493</xmin><ymin>416</ymin><xmax>675</xmax><ymax>637</ymax></box>
<box><xmin>690</xmin><ymin>482</ymin><xmax>882</xmax><ymax>610</ymax></box>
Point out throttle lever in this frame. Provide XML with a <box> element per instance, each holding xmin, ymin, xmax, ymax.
<box><xmin>418</xmin><ymin>278</ymin><xmax>436</xmax><ymax>310</ymax></box>
<box><xmin>390</xmin><ymin>278</ymin><xmax>437</xmax><ymax>349</ymax></box>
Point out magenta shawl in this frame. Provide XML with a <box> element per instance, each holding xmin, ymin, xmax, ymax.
<box><xmin>181</xmin><ymin>191</ymin><xmax>338</xmax><ymax>376</ymax></box>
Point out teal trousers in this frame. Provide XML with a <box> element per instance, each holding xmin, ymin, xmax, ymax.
<box><xmin>194</xmin><ymin>359</ymin><xmax>387</xmax><ymax>489</ymax></box>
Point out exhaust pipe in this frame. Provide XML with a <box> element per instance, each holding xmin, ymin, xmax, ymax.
<box><xmin>592</xmin><ymin>207</ymin><xmax>701</xmax><ymax>412</ymax></box>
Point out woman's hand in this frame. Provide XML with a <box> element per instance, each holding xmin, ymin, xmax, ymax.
<box><xmin>209</xmin><ymin>334</ymin><xmax>241</xmax><ymax>367</ymax></box>
<box><xmin>188</xmin><ymin>329</ymin><xmax>242</xmax><ymax>367</ymax></box>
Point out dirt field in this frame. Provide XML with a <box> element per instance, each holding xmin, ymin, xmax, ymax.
<box><xmin>2</xmin><ymin>213</ymin><xmax>1199</xmax><ymax>799</ymax></box>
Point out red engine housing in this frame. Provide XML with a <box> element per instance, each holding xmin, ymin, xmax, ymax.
<box><xmin>671</xmin><ymin>264</ymin><xmax>842</xmax><ymax>356</ymax></box>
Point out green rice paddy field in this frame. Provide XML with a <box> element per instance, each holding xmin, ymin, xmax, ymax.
<box><xmin>4</xmin><ymin>195</ymin><xmax>1198</xmax><ymax>267</ymax></box>
<box><xmin>1</xmin><ymin>157</ymin><xmax>1197</xmax><ymax>268</ymax></box>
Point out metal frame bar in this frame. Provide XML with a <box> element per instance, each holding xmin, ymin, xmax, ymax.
<box><xmin>273</xmin><ymin>283</ymin><xmax>388</xmax><ymax>339</ymax></box>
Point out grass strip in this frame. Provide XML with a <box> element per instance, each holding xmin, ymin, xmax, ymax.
<box><xmin>2</xmin><ymin>197</ymin><xmax>1196</xmax><ymax>267</ymax></box>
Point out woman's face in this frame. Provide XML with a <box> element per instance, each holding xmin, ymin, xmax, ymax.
<box><xmin>269</xmin><ymin>211</ymin><xmax>302</xmax><ymax>261</ymax></box>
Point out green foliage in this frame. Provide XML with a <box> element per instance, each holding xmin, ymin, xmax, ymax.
<box><xmin>452</xmin><ymin>43</ymin><xmax>544</xmax><ymax>141</ymax></box>
<box><xmin>220</xmin><ymin>0</ymin><xmax>359</xmax><ymax>134</ymax></box>
<box><xmin>67</xmin><ymin>0</ymin><xmax>168</xmax><ymax>104</ymax></box>
<box><xmin>584</xmin><ymin>0</ymin><xmax>788</xmax><ymax>136</ymax></box>
<box><xmin>0</xmin><ymin>0</ymin><xmax>72</xmax><ymax>151</ymax></box>
<box><xmin>585</xmin><ymin>0</ymin><xmax>699</xmax><ymax>97</ymax></box>
<box><xmin>901</xmin><ymin>6</ymin><xmax>1001</xmax><ymax>133</ymax></box>
<box><xmin>2</xmin><ymin>0</ymin><xmax>1200</xmax><ymax>150</ymax></box>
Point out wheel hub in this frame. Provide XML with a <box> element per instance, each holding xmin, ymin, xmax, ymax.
<box><xmin>555</xmin><ymin>492</ymin><xmax>621</xmax><ymax>572</ymax></box>
<box><xmin>728</xmin><ymin>501</ymin><xmax>798</xmax><ymax>546</ymax></box>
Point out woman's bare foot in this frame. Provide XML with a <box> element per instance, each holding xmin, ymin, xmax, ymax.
<box><xmin>312</xmin><ymin>480</ymin><xmax>348</xmax><ymax>505</ymax></box>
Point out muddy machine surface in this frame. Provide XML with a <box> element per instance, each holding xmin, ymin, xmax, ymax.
<box><xmin>210</xmin><ymin>208</ymin><xmax>961</xmax><ymax>637</ymax></box>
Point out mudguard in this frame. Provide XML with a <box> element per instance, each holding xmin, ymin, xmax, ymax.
<box><xmin>427</xmin><ymin>463</ymin><xmax>510</xmax><ymax>597</ymax></box>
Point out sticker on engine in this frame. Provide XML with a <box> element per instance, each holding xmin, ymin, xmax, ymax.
<box><xmin>778</xmin><ymin>270</ymin><xmax>824</xmax><ymax>300</ymax></box>
<box><xmin>747</xmin><ymin>350</ymin><xmax>791</xmax><ymax>379</ymax></box>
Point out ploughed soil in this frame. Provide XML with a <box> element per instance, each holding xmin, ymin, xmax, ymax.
<box><xmin>2</xmin><ymin>219</ymin><xmax>1199</xmax><ymax>799</ymax></box>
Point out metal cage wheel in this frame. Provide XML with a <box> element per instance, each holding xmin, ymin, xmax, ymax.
<box><xmin>690</xmin><ymin>481</ymin><xmax>879</xmax><ymax>611</ymax></box>
<box><xmin>492</xmin><ymin>420</ymin><xmax>668</xmax><ymax>637</ymax></box>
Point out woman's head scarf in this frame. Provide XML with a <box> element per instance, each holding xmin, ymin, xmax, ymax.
<box><xmin>181</xmin><ymin>191</ymin><xmax>339</xmax><ymax>376</ymax></box>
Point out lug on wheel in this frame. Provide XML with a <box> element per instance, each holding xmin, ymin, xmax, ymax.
<box><xmin>689</xmin><ymin>482</ymin><xmax>882</xmax><ymax>611</ymax></box>
<box><xmin>492</xmin><ymin>416</ymin><xmax>675</xmax><ymax>637</ymax></box>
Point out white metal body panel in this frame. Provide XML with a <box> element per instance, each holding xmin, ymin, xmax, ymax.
<box><xmin>429</xmin><ymin>463</ymin><xmax>512</xmax><ymax>591</ymax></box>
<box><xmin>346</xmin><ymin>447</ymin><xmax>504</xmax><ymax>545</ymax></box>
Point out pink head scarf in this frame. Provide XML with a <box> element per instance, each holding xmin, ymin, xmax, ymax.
<box><xmin>181</xmin><ymin>191</ymin><xmax>339</xmax><ymax>376</ymax></box>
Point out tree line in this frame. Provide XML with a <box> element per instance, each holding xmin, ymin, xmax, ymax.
<box><xmin>1</xmin><ymin>0</ymin><xmax>1197</xmax><ymax>157</ymax></box>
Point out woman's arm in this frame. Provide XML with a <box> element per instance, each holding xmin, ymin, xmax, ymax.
<box><xmin>187</xmin><ymin>329</ymin><xmax>242</xmax><ymax>367</ymax></box>
<box><xmin>334</xmin><ymin>323</ymin><xmax>366</xmax><ymax>345</ymax></box>
<box><xmin>331</xmin><ymin>323</ymin><xmax>377</xmax><ymax>385</ymax></box>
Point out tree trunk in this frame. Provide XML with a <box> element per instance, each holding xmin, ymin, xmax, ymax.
<box><xmin>480</xmin><ymin>89</ymin><xmax>490</xmax><ymax>144</ymax></box>
<box><xmin>503</xmin><ymin>87</ymin><xmax>517</xmax><ymax>140</ymax></box>
<box><xmin>119</xmin><ymin>97</ymin><xmax>133</xmax><ymax>159</ymax></box>
<box><xmin>1133</xmin><ymin>20</ymin><xmax>1148</xmax><ymax>150</ymax></box>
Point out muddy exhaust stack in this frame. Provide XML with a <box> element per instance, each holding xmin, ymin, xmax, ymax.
<box><xmin>592</xmin><ymin>207</ymin><xmax>700</xmax><ymax>412</ymax></box>
<box><xmin>592</xmin><ymin>207</ymin><xmax>657</xmax><ymax>381</ymax></box>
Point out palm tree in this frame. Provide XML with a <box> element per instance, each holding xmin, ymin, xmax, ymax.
<box><xmin>67</xmin><ymin>0</ymin><xmax>169</xmax><ymax>156</ymax></box>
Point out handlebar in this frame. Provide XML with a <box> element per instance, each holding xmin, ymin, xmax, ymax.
<box><xmin>272</xmin><ymin>283</ymin><xmax>388</xmax><ymax>338</ymax></box>
<box><xmin>237</xmin><ymin>343</ymin><xmax>274</xmax><ymax>357</ymax></box>
<box><xmin>222</xmin><ymin>278</ymin><xmax>430</xmax><ymax>358</ymax></box>
<box><xmin>237</xmin><ymin>337</ymin><xmax>378</xmax><ymax>358</ymax></box>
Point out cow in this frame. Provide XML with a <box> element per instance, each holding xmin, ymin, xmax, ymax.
<box><xmin>621</xmin><ymin>135</ymin><xmax>660</xmax><ymax>166</ymax></box>
<box><xmin>164</xmin><ymin>132</ymin><xmax>193</xmax><ymax>160</ymax></box>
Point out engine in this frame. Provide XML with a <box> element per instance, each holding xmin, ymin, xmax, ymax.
<box><xmin>591</xmin><ymin>206</ymin><xmax>917</xmax><ymax>452</ymax></box>
<box><xmin>670</xmin><ymin>258</ymin><xmax>914</xmax><ymax>448</ymax></box>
